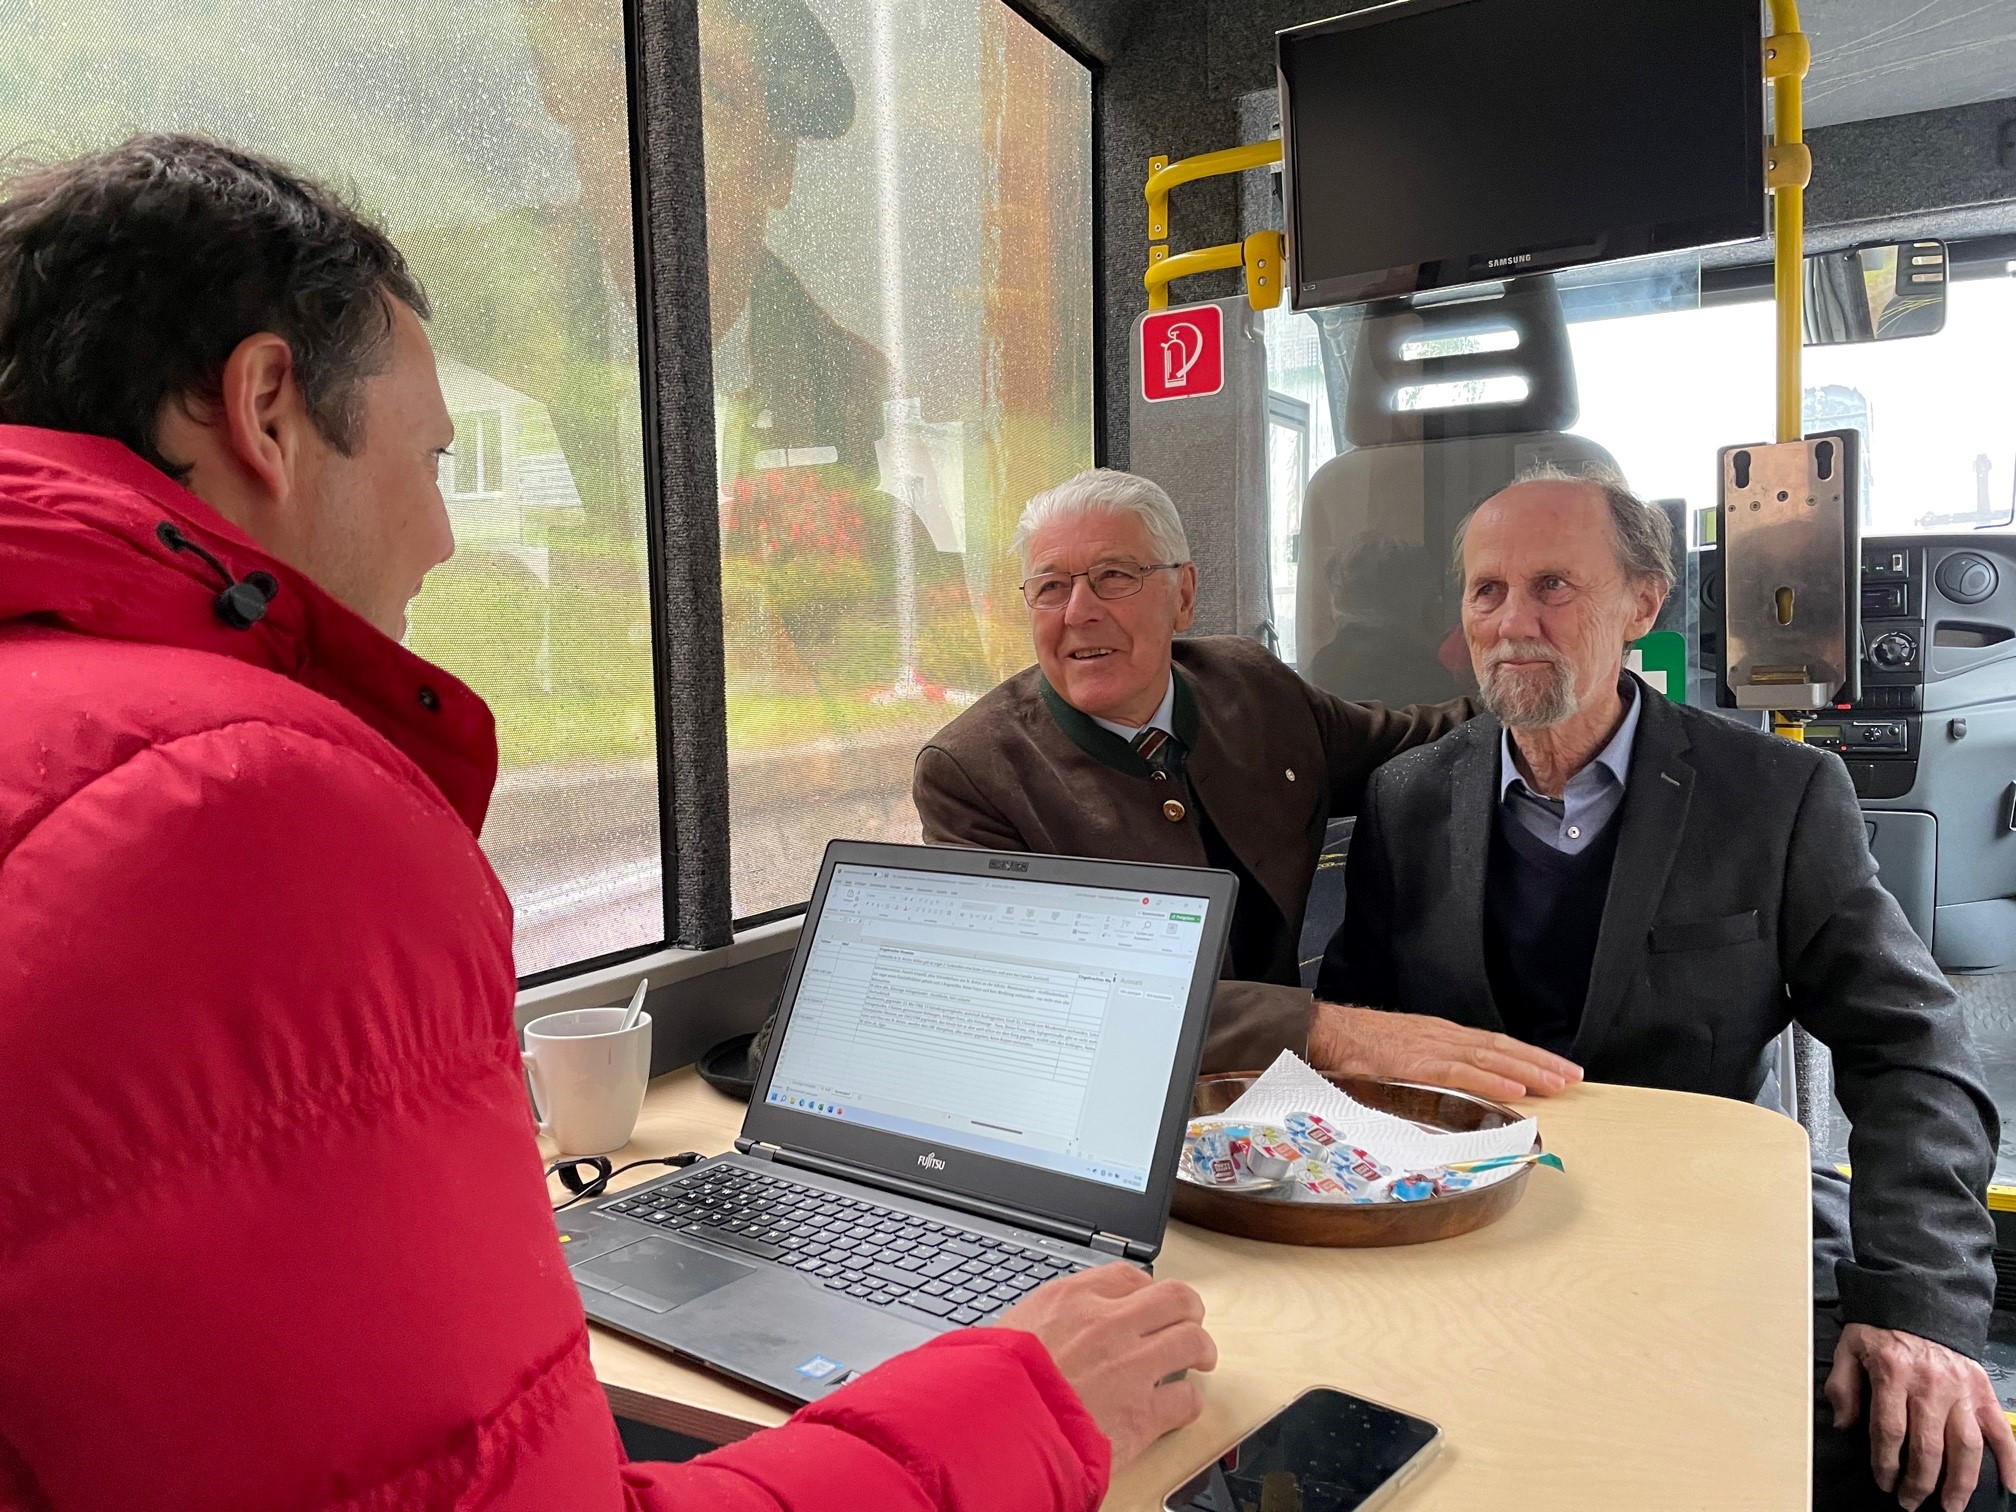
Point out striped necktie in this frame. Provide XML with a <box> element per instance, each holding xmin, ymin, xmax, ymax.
<box><xmin>1130</xmin><ymin>726</ymin><xmax>1183</xmax><ymax>775</ymax></box>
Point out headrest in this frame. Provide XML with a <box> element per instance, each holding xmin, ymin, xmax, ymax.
<box><xmin>1335</xmin><ymin>276</ymin><xmax>1580</xmax><ymax>448</ymax></box>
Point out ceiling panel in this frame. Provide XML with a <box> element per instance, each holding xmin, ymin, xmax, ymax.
<box><xmin>1803</xmin><ymin>0</ymin><xmax>2016</xmax><ymax>128</ymax></box>
<box><xmin>1150</xmin><ymin>0</ymin><xmax>2016</xmax><ymax>130</ymax></box>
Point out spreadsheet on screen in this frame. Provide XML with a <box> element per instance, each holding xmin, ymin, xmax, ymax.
<box><xmin>767</xmin><ymin>864</ymin><xmax>1212</xmax><ymax>1191</ymax></box>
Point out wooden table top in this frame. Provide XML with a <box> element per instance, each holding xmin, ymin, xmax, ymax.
<box><xmin>557</xmin><ymin>1068</ymin><xmax>1812</xmax><ymax>1510</ymax></box>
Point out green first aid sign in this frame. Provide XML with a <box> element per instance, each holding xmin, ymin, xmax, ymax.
<box><xmin>1628</xmin><ymin>631</ymin><xmax>1688</xmax><ymax>704</ymax></box>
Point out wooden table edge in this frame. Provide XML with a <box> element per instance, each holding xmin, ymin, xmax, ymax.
<box><xmin>601</xmin><ymin>1379</ymin><xmax>771</xmax><ymax>1445</ymax></box>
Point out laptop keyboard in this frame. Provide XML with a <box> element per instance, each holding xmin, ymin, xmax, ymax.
<box><xmin>600</xmin><ymin>1163</ymin><xmax>1088</xmax><ymax>1326</ymax></box>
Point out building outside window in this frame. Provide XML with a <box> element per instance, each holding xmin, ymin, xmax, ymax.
<box><xmin>446</xmin><ymin>404</ymin><xmax>507</xmax><ymax>500</ymax></box>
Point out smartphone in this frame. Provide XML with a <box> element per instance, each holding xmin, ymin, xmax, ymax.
<box><xmin>1162</xmin><ymin>1386</ymin><xmax>1442</xmax><ymax>1512</ymax></box>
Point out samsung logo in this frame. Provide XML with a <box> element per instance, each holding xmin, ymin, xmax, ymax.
<box><xmin>917</xmin><ymin>1152</ymin><xmax>946</xmax><ymax>1171</ymax></box>
<box><xmin>987</xmin><ymin>858</ymin><xmax>1030</xmax><ymax>873</ymax></box>
<box><xmin>1485</xmin><ymin>252</ymin><xmax>1534</xmax><ymax>268</ymax></box>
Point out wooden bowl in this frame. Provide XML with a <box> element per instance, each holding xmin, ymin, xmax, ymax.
<box><xmin>1169</xmin><ymin>1071</ymin><xmax>1540</xmax><ymax>1248</ymax></box>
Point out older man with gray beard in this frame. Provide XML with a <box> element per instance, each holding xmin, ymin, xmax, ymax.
<box><xmin>1318</xmin><ymin>464</ymin><xmax>2010</xmax><ymax>1512</ymax></box>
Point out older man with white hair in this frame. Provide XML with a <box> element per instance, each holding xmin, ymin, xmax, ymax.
<box><xmin>910</xmin><ymin>467</ymin><xmax>1566</xmax><ymax>1086</ymax></box>
<box><xmin>1319</xmin><ymin>463</ymin><xmax>2009</xmax><ymax>1512</ymax></box>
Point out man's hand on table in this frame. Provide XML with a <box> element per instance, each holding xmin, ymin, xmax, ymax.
<box><xmin>1307</xmin><ymin>1001</ymin><xmax>1583</xmax><ymax>1101</ymax></box>
<box><xmin>994</xmin><ymin>1262</ymin><xmax>1217</xmax><ymax>1470</ymax></box>
<box><xmin>1825</xmin><ymin>1323</ymin><xmax>2016</xmax><ymax>1511</ymax></box>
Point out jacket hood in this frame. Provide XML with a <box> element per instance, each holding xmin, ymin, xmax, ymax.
<box><xmin>0</xmin><ymin>424</ymin><xmax>497</xmax><ymax>834</ymax></box>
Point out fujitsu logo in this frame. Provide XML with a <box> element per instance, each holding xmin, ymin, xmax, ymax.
<box><xmin>917</xmin><ymin>1152</ymin><xmax>946</xmax><ymax>1171</ymax></box>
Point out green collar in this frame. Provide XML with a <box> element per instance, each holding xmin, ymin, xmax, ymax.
<box><xmin>1038</xmin><ymin>666</ymin><xmax>1201</xmax><ymax>780</ymax></box>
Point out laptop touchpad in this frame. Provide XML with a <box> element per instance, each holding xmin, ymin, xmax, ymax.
<box><xmin>574</xmin><ymin>1237</ymin><xmax>758</xmax><ymax>1314</ymax></box>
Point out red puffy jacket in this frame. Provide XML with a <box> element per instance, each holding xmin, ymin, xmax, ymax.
<box><xmin>0</xmin><ymin>426</ymin><xmax>1109</xmax><ymax>1511</ymax></box>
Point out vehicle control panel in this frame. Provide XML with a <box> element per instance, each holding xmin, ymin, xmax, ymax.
<box><xmin>1704</xmin><ymin>531</ymin><xmax>2016</xmax><ymax>971</ymax></box>
<box><xmin>1707</xmin><ymin>536</ymin><xmax>2016</xmax><ymax>798</ymax></box>
<box><xmin>1799</xmin><ymin>540</ymin><xmax>1928</xmax><ymax>799</ymax></box>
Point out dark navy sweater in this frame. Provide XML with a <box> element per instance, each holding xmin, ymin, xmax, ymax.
<box><xmin>1481</xmin><ymin>806</ymin><xmax>1623</xmax><ymax>1057</ymax></box>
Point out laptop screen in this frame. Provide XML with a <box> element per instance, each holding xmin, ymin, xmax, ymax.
<box><xmin>764</xmin><ymin>862</ymin><xmax>1213</xmax><ymax>1193</ymax></box>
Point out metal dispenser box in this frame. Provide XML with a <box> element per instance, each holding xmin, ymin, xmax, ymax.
<box><xmin>1717</xmin><ymin>431</ymin><xmax>1861</xmax><ymax>711</ymax></box>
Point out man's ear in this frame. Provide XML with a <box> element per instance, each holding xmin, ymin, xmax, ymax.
<box><xmin>1625</xmin><ymin>577</ymin><xmax>1666</xmax><ymax>643</ymax></box>
<box><xmin>214</xmin><ymin>332</ymin><xmax>313</xmax><ymax>507</ymax></box>
<box><xmin>1172</xmin><ymin>561</ymin><xmax>1199</xmax><ymax>633</ymax></box>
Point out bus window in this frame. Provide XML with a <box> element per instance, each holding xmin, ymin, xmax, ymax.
<box><xmin>699</xmin><ymin>0</ymin><xmax>1094</xmax><ymax>921</ymax></box>
<box><xmin>2</xmin><ymin>0</ymin><xmax>667</xmax><ymax>978</ymax></box>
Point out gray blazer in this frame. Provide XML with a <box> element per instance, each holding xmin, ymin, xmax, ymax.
<box><xmin>1319</xmin><ymin>679</ymin><xmax>1999</xmax><ymax>1358</ymax></box>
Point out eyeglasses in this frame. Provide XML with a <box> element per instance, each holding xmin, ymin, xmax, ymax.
<box><xmin>1020</xmin><ymin>561</ymin><xmax>1184</xmax><ymax>611</ymax></box>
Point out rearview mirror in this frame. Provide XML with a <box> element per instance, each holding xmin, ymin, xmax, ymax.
<box><xmin>1804</xmin><ymin>240</ymin><xmax>1947</xmax><ymax>345</ymax></box>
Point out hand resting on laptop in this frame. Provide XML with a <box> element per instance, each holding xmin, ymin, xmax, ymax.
<box><xmin>995</xmin><ymin>1262</ymin><xmax>1217</xmax><ymax>1470</ymax></box>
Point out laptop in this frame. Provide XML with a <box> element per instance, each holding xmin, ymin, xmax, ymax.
<box><xmin>557</xmin><ymin>838</ymin><xmax>1236</xmax><ymax>1403</ymax></box>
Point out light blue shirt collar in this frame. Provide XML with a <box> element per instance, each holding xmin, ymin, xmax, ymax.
<box><xmin>1090</xmin><ymin>672</ymin><xmax>1177</xmax><ymax>743</ymax></box>
<box><xmin>1497</xmin><ymin>677</ymin><xmax>1643</xmax><ymax>853</ymax></box>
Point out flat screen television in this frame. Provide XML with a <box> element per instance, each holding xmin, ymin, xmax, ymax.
<box><xmin>1278</xmin><ymin>0</ymin><xmax>1766</xmax><ymax>309</ymax></box>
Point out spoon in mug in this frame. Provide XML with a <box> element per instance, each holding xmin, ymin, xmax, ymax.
<box><xmin>619</xmin><ymin>978</ymin><xmax>649</xmax><ymax>1032</ymax></box>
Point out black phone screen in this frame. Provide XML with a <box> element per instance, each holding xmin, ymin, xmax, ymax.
<box><xmin>1163</xmin><ymin>1387</ymin><xmax>1440</xmax><ymax>1512</ymax></box>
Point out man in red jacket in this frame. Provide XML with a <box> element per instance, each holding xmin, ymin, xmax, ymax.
<box><xmin>0</xmin><ymin>133</ymin><xmax>1215</xmax><ymax>1510</ymax></box>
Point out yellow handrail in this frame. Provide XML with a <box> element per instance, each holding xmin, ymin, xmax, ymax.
<box><xmin>1143</xmin><ymin>243</ymin><xmax>1244</xmax><ymax>301</ymax></box>
<box><xmin>1765</xmin><ymin>2</ymin><xmax>1811</xmax><ymax>443</ymax></box>
<box><xmin>1143</xmin><ymin>140</ymin><xmax>1287</xmax><ymax>311</ymax></box>
<box><xmin>1144</xmin><ymin>140</ymin><xmax>1284</xmax><ymax>241</ymax></box>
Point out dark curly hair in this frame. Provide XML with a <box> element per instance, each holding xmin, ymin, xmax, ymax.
<box><xmin>0</xmin><ymin>132</ymin><xmax>429</xmax><ymax>480</ymax></box>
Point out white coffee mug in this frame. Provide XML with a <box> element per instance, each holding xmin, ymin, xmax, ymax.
<box><xmin>522</xmin><ymin>1006</ymin><xmax>652</xmax><ymax>1155</ymax></box>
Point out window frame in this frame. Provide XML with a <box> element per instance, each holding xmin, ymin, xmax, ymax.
<box><xmin>524</xmin><ymin>0</ymin><xmax>1106</xmax><ymax>984</ymax></box>
<box><xmin>1000</xmin><ymin>0</ymin><xmax>1108</xmax><ymax>466</ymax></box>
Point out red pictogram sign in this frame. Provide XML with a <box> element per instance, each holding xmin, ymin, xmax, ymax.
<box><xmin>1141</xmin><ymin>303</ymin><xmax>1224</xmax><ymax>402</ymax></box>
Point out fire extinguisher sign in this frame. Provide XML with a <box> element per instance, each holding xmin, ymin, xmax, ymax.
<box><xmin>1140</xmin><ymin>303</ymin><xmax>1224</xmax><ymax>403</ymax></box>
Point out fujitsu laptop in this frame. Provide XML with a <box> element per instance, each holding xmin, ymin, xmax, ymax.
<box><xmin>557</xmin><ymin>839</ymin><xmax>1236</xmax><ymax>1403</ymax></box>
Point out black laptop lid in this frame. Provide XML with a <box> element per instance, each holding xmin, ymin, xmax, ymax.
<box><xmin>741</xmin><ymin>841</ymin><xmax>1237</xmax><ymax>1256</ymax></box>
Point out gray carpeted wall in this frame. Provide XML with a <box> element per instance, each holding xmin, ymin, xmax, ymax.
<box><xmin>634</xmin><ymin>0</ymin><xmax>734</xmax><ymax>950</ymax></box>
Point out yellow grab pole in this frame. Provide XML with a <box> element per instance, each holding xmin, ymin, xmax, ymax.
<box><xmin>1763</xmin><ymin>4</ymin><xmax>1815</xmax><ymax>739</ymax></box>
<box><xmin>1765</xmin><ymin>2</ymin><xmax>1811</xmax><ymax>444</ymax></box>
